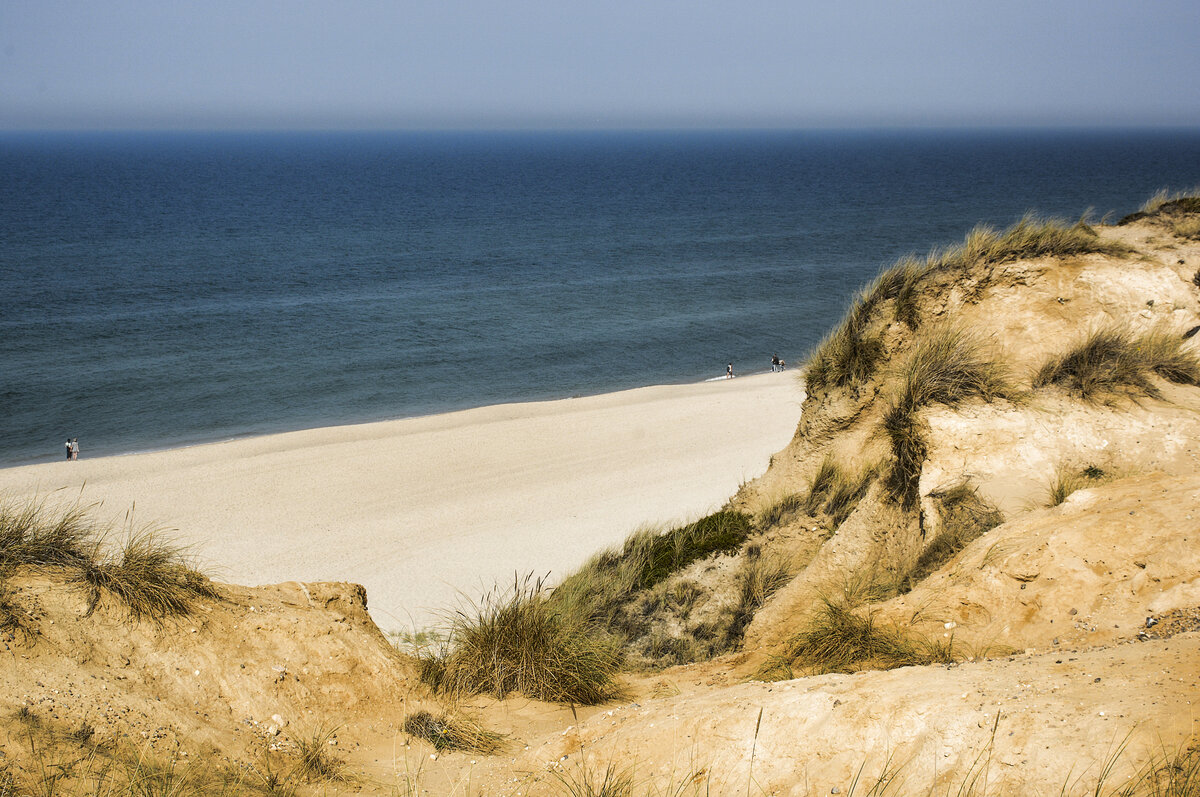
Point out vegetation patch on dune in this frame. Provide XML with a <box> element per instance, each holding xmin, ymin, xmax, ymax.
<box><xmin>1046</xmin><ymin>463</ymin><xmax>1114</xmax><ymax>507</ymax></box>
<box><xmin>0</xmin><ymin>498</ymin><xmax>218</xmax><ymax>624</ymax></box>
<box><xmin>420</xmin><ymin>576</ymin><xmax>623</xmax><ymax>704</ymax></box>
<box><xmin>402</xmin><ymin>710</ymin><xmax>505</xmax><ymax>754</ymax></box>
<box><xmin>804</xmin><ymin>456</ymin><xmax>880</xmax><ymax>526</ymax></box>
<box><xmin>881</xmin><ymin>328</ymin><xmax>1012</xmax><ymax>507</ymax></box>
<box><xmin>804</xmin><ymin>297</ymin><xmax>887</xmax><ymax>392</ymax></box>
<box><xmin>2</xmin><ymin>706</ymin><xmax>307</xmax><ymax>796</ymax></box>
<box><xmin>1119</xmin><ymin>189</ymin><xmax>1200</xmax><ymax>224</ymax></box>
<box><xmin>1034</xmin><ymin>327</ymin><xmax>1200</xmax><ymax>401</ymax></box>
<box><xmin>77</xmin><ymin>528</ymin><xmax>221</xmax><ymax>621</ymax></box>
<box><xmin>899</xmin><ymin>481</ymin><xmax>1003</xmax><ymax>593</ymax></box>
<box><xmin>775</xmin><ymin>599</ymin><xmax>955</xmax><ymax>677</ymax></box>
<box><xmin>805</xmin><ymin>214</ymin><xmax>1120</xmax><ymax>396</ymax></box>
<box><xmin>550</xmin><ymin>510</ymin><xmax>752</xmax><ymax>627</ymax></box>
<box><xmin>925</xmin><ymin>214</ymin><xmax>1130</xmax><ymax>275</ymax></box>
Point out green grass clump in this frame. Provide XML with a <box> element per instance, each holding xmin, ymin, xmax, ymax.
<box><xmin>402</xmin><ymin>710</ymin><xmax>505</xmax><ymax>754</ymax></box>
<box><xmin>881</xmin><ymin>329</ymin><xmax>1012</xmax><ymax>507</ymax></box>
<box><xmin>1046</xmin><ymin>464</ymin><xmax>1113</xmax><ymax>507</ymax></box>
<box><xmin>783</xmin><ymin>599</ymin><xmax>955</xmax><ymax>676</ymax></box>
<box><xmin>899</xmin><ymin>482</ymin><xmax>1003</xmax><ymax>593</ymax></box>
<box><xmin>421</xmin><ymin>576</ymin><xmax>622</xmax><ymax>704</ymax></box>
<box><xmin>551</xmin><ymin>510</ymin><xmax>752</xmax><ymax>627</ymax></box>
<box><xmin>1034</xmin><ymin>327</ymin><xmax>1200</xmax><ymax>401</ymax></box>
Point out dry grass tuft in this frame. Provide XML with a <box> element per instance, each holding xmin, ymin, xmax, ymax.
<box><xmin>0</xmin><ymin>580</ymin><xmax>34</xmax><ymax>643</ymax></box>
<box><xmin>76</xmin><ymin>527</ymin><xmax>218</xmax><ymax>621</ymax></box>
<box><xmin>756</xmin><ymin>492</ymin><xmax>805</xmax><ymax>530</ymax></box>
<box><xmin>1046</xmin><ymin>464</ymin><xmax>1113</xmax><ymax>507</ymax></box>
<box><xmin>291</xmin><ymin>725</ymin><xmax>346</xmax><ymax>783</ymax></box>
<box><xmin>1034</xmin><ymin>327</ymin><xmax>1200</xmax><ymax>402</ymax></box>
<box><xmin>402</xmin><ymin>709</ymin><xmax>505</xmax><ymax>754</ymax></box>
<box><xmin>881</xmin><ymin>329</ymin><xmax>1012</xmax><ymax>507</ymax></box>
<box><xmin>1120</xmin><ymin>189</ymin><xmax>1200</xmax><ymax>224</ymax></box>
<box><xmin>719</xmin><ymin>548</ymin><xmax>793</xmax><ymax>651</ymax></box>
<box><xmin>1173</xmin><ymin>218</ymin><xmax>1200</xmax><ymax>240</ymax></box>
<box><xmin>1113</xmin><ymin>740</ymin><xmax>1200</xmax><ymax>797</ymax></box>
<box><xmin>869</xmin><ymin>256</ymin><xmax>928</xmax><ymax>329</ymax></box>
<box><xmin>928</xmin><ymin>214</ymin><xmax>1130</xmax><ymax>274</ymax></box>
<box><xmin>0</xmin><ymin>497</ymin><xmax>94</xmax><ymax>570</ymax></box>
<box><xmin>899</xmin><ymin>482</ymin><xmax>1003</xmax><ymax>593</ymax></box>
<box><xmin>782</xmin><ymin>599</ymin><xmax>956</xmax><ymax>676</ymax></box>
<box><xmin>1</xmin><ymin>498</ymin><xmax>219</xmax><ymax>625</ymax></box>
<box><xmin>804</xmin><ymin>296</ymin><xmax>887</xmax><ymax>393</ymax></box>
<box><xmin>1138</xmin><ymin>328</ymin><xmax>1200</xmax><ymax>386</ymax></box>
<box><xmin>420</xmin><ymin>575</ymin><xmax>623</xmax><ymax>704</ymax></box>
<box><xmin>552</xmin><ymin>760</ymin><xmax>636</xmax><ymax>797</ymax></box>
<box><xmin>805</xmin><ymin>456</ymin><xmax>880</xmax><ymax>526</ymax></box>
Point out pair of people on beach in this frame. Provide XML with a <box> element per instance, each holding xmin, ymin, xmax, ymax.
<box><xmin>65</xmin><ymin>438</ymin><xmax>79</xmax><ymax>461</ymax></box>
<box><xmin>771</xmin><ymin>354</ymin><xmax>786</xmax><ymax>372</ymax></box>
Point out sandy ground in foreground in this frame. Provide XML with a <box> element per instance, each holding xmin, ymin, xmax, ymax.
<box><xmin>0</xmin><ymin>372</ymin><xmax>802</xmax><ymax>629</ymax></box>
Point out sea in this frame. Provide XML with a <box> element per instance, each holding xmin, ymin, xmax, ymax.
<box><xmin>2</xmin><ymin>129</ymin><xmax>1199</xmax><ymax>466</ymax></box>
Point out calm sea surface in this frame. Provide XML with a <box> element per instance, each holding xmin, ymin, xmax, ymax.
<box><xmin>2</xmin><ymin>129</ymin><xmax>1199</xmax><ymax>465</ymax></box>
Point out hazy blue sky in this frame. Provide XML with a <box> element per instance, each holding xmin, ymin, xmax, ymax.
<box><xmin>2</xmin><ymin>0</ymin><xmax>1198</xmax><ymax>129</ymax></box>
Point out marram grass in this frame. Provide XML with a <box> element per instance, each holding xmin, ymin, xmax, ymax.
<box><xmin>0</xmin><ymin>497</ymin><xmax>218</xmax><ymax>623</ymax></box>
<box><xmin>1034</xmin><ymin>326</ymin><xmax>1200</xmax><ymax>402</ymax></box>
<box><xmin>420</xmin><ymin>575</ymin><xmax>623</xmax><ymax>705</ymax></box>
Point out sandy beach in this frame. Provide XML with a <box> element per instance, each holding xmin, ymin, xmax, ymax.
<box><xmin>0</xmin><ymin>372</ymin><xmax>802</xmax><ymax>628</ymax></box>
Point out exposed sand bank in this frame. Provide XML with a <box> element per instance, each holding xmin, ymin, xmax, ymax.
<box><xmin>0</xmin><ymin>372</ymin><xmax>802</xmax><ymax>628</ymax></box>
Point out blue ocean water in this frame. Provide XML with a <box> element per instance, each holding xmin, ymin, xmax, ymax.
<box><xmin>2</xmin><ymin>129</ymin><xmax>1199</xmax><ymax>465</ymax></box>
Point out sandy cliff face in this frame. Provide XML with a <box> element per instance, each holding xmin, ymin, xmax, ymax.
<box><xmin>1</xmin><ymin>575</ymin><xmax>424</xmax><ymax>786</ymax></box>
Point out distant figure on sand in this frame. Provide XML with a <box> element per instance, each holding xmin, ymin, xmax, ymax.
<box><xmin>771</xmin><ymin>354</ymin><xmax>780</xmax><ymax>372</ymax></box>
<box><xmin>66</xmin><ymin>438</ymin><xmax>73</xmax><ymax>460</ymax></box>
<box><xmin>726</xmin><ymin>363</ymin><xmax>734</xmax><ymax>379</ymax></box>
<box><xmin>70</xmin><ymin>438</ymin><xmax>79</xmax><ymax>461</ymax></box>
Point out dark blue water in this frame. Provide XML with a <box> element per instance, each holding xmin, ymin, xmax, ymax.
<box><xmin>2</xmin><ymin>129</ymin><xmax>1199</xmax><ymax>465</ymax></box>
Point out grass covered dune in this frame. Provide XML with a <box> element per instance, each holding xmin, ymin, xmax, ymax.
<box><xmin>0</xmin><ymin>373</ymin><xmax>802</xmax><ymax>628</ymax></box>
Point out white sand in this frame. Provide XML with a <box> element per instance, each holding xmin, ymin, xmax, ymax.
<box><xmin>0</xmin><ymin>373</ymin><xmax>803</xmax><ymax>628</ymax></box>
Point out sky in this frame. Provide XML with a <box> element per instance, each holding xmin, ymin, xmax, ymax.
<box><xmin>2</xmin><ymin>0</ymin><xmax>1199</xmax><ymax>130</ymax></box>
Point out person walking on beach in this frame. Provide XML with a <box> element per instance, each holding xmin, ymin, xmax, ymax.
<box><xmin>771</xmin><ymin>354</ymin><xmax>780</xmax><ymax>372</ymax></box>
<box><xmin>66</xmin><ymin>438</ymin><xmax>73</xmax><ymax>460</ymax></box>
<box><xmin>726</xmin><ymin>363</ymin><xmax>734</xmax><ymax>379</ymax></box>
<box><xmin>70</xmin><ymin>438</ymin><xmax>79</xmax><ymax>461</ymax></box>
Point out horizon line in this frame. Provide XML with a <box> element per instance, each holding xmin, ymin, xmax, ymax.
<box><xmin>4</xmin><ymin>122</ymin><xmax>1200</xmax><ymax>135</ymax></box>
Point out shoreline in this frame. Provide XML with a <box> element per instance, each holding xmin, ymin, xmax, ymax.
<box><xmin>0</xmin><ymin>371</ymin><xmax>804</xmax><ymax>627</ymax></box>
<box><xmin>0</xmin><ymin>368</ymin><xmax>793</xmax><ymax>470</ymax></box>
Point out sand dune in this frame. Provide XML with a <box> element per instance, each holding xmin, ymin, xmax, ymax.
<box><xmin>0</xmin><ymin>372</ymin><xmax>802</xmax><ymax>629</ymax></box>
